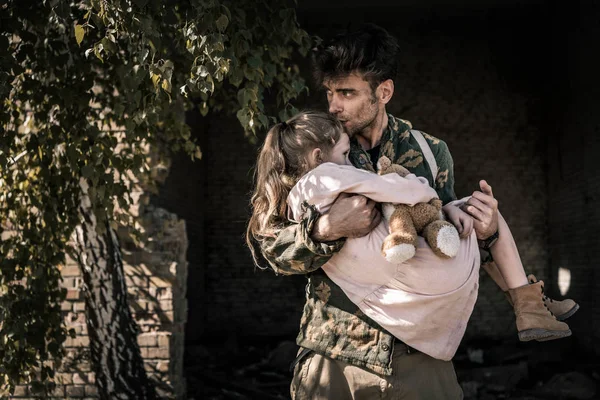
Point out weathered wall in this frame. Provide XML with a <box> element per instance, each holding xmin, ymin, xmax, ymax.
<box><xmin>545</xmin><ymin>0</ymin><xmax>600</xmax><ymax>354</ymax></box>
<box><xmin>10</xmin><ymin>201</ymin><xmax>188</xmax><ymax>399</ymax></box>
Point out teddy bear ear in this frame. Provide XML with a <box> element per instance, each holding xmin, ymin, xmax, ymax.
<box><xmin>378</xmin><ymin>156</ymin><xmax>391</xmax><ymax>170</ymax></box>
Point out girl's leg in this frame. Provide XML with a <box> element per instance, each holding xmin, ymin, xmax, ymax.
<box><xmin>481</xmin><ymin>261</ymin><xmax>508</xmax><ymax>291</ymax></box>
<box><xmin>485</xmin><ymin>211</ymin><xmax>571</xmax><ymax>341</ymax></box>
<box><xmin>486</xmin><ymin>211</ymin><xmax>579</xmax><ymax>322</ymax></box>
<box><xmin>488</xmin><ymin>211</ymin><xmax>528</xmax><ymax>289</ymax></box>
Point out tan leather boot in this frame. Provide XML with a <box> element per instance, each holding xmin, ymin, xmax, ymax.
<box><xmin>503</xmin><ymin>286</ymin><xmax>579</xmax><ymax>321</ymax></box>
<box><xmin>484</xmin><ymin>261</ymin><xmax>580</xmax><ymax>322</ymax></box>
<box><xmin>528</xmin><ymin>274</ymin><xmax>580</xmax><ymax>321</ymax></box>
<box><xmin>508</xmin><ymin>281</ymin><xmax>572</xmax><ymax>342</ymax></box>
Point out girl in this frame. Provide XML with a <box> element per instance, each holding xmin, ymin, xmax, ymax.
<box><xmin>247</xmin><ymin>111</ymin><xmax>572</xmax><ymax>361</ymax></box>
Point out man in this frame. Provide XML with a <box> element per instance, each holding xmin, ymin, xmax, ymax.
<box><xmin>260</xmin><ymin>24</ymin><xmax>499</xmax><ymax>399</ymax></box>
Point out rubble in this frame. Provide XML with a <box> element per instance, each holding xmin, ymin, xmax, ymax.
<box><xmin>537</xmin><ymin>372</ymin><xmax>597</xmax><ymax>399</ymax></box>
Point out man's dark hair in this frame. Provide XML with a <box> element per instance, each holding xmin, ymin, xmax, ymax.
<box><xmin>312</xmin><ymin>23</ymin><xmax>400</xmax><ymax>91</ymax></box>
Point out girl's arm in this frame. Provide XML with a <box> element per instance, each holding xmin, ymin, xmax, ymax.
<box><xmin>288</xmin><ymin>163</ymin><xmax>438</xmax><ymax>220</ymax></box>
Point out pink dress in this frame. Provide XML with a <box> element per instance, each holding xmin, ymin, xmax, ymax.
<box><xmin>287</xmin><ymin>163</ymin><xmax>480</xmax><ymax>361</ymax></box>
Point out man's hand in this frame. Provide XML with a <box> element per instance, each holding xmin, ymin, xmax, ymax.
<box><xmin>311</xmin><ymin>193</ymin><xmax>381</xmax><ymax>242</ymax></box>
<box><xmin>443</xmin><ymin>204</ymin><xmax>473</xmax><ymax>239</ymax></box>
<box><xmin>460</xmin><ymin>180</ymin><xmax>499</xmax><ymax>240</ymax></box>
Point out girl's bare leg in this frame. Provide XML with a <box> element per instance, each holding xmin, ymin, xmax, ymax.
<box><xmin>482</xmin><ymin>211</ymin><xmax>579</xmax><ymax>322</ymax></box>
<box><xmin>488</xmin><ymin>211</ymin><xmax>571</xmax><ymax>341</ymax></box>
<box><xmin>488</xmin><ymin>211</ymin><xmax>528</xmax><ymax>289</ymax></box>
<box><xmin>481</xmin><ymin>261</ymin><xmax>508</xmax><ymax>292</ymax></box>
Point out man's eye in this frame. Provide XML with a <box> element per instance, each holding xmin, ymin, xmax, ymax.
<box><xmin>342</xmin><ymin>91</ymin><xmax>353</xmax><ymax>97</ymax></box>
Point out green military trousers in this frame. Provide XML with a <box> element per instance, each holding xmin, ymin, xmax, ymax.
<box><xmin>291</xmin><ymin>345</ymin><xmax>463</xmax><ymax>400</ymax></box>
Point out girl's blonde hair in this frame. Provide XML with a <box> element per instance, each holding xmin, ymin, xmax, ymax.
<box><xmin>246</xmin><ymin>111</ymin><xmax>343</xmax><ymax>267</ymax></box>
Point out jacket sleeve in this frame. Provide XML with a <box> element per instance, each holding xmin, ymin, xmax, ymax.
<box><xmin>259</xmin><ymin>203</ymin><xmax>346</xmax><ymax>276</ymax></box>
<box><xmin>432</xmin><ymin>139</ymin><xmax>457</xmax><ymax>205</ymax></box>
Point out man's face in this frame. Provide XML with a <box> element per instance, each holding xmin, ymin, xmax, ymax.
<box><xmin>324</xmin><ymin>72</ymin><xmax>379</xmax><ymax>136</ymax></box>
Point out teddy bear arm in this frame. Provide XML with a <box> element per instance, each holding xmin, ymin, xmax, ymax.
<box><xmin>411</xmin><ymin>202</ymin><xmax>443</xmax><ymax>232</ymax></box>
<box><xmin>428</xmin><ymin>198</ymin><xmax>443</xmax><ymax>209</ymax></box>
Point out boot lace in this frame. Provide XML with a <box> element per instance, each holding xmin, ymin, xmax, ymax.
<box><xmin>540</xmin><ymin>283</ymin><xmax>556</xmax><ymax>315</ymax></box>
<box><xmin>540</xmin><ymin>283</ymin><xmax>554</xmax><ymax>302</ymax></box>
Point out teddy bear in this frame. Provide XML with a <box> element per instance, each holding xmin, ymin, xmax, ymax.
<box><xmin>377</xmin><ymin>156</ymin><xmax>460</xmax><ymax>264</ymax></box>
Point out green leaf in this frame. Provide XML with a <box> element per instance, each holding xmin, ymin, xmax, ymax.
<box><xmin>134</xmin><ymin>91</ymin><xmax>142</xmax><ymax>107</ymax></box>
<box><xmin>258</xmin><ymin>114</ymin><xmax>268</xmax><ymax>128</ymax></box>
<box><xmin>54</xmin><ymin>0</ymin><xmax>70</xmax><ymax>19</ymax></box>
<box><xmin>150</xmin><ymin>72</ymin><xmax>160</xmax><ymax>88</ymax></box>
<box><xmin>247</xmin><ymin>55</ymin><xmax>262</xmax><ymax>69</ymax></box>
<box><xmin>229</xmin><ymin>68</ymin><xmax>244</xmax><ymax>87</ymax></box>
<box><xmin>221</xmin><ymin>4</ymin><xmax>232</xmax><ymax>20</ymax></box>
<box><xmin>237</xmin><ymin>87</ymin><xmax>258</xmax><ymax>107</ymax></box>
<box><xmin>236</xmin><ymin>108</ymin><xmax>250</xmax><ymax>128</ymax></box>
<box><xmin>216</xmin><ymin>14</ymin><xmax>229</xmax><ymax>32</ymax></box>
<box><xmin>161</xmin><ymin>79</ymin><xmax>172</xmax><ymax>93</ymax></box>
<box><xmin>75</xmin><ymin>25</ymin><xmax>85</xmax><ymax>46</ymax></box>
<box><xmin>93</xmin><ymin>43</ymin><xmax>104</xmax><ymax>62</ymax></box>
<box><xmin>199</xmin><ymin>102</ymin><xmax>209</xmax><ymax>116</ymax></box>
<box><xmin>101</xmin><ymin>37</ymin><xmax>117</xmax><ymax>55</ymax></box>
<box><xmin>81</xmin><ymin>165</ymin><xmax>93</xmax><ymax>178</ymax></box>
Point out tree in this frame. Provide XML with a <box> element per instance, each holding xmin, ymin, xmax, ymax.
<box><xmin>0</xmin><ymin>0</ymin><xmax>311</xmax><ymax>397</ymax></box>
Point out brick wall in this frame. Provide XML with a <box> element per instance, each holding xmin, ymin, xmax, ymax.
<box><xmin>10</xmin><ymin>202</ymin><xmax>188</xmax><ymax>399</ymax></box>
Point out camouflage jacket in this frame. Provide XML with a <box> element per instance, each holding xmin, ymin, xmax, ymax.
<box><xmin>260</xmin><ymin>114</ymin><xmax>456</xmax><ymax>375</ymax></box>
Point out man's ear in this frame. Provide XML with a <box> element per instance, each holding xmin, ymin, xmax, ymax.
<box><xmin>377</xmin><ymin>79</ymin><xmax>394</xmax><ymax>105</ymax></box>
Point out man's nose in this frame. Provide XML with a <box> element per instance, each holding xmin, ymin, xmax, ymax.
<box><xmin>328</xmin><ymin>95</ymin><xmax>343</xmax><ymax>114</ymax></box>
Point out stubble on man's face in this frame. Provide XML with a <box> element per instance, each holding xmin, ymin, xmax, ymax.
<box><xmin>324</xmin><ymin>73</ymin><xmax>380</xmax><ymax>137</ymax></box>
<box><xmin>343</xmin><ymin>94</ymin><xmax>379</xmax><ymax>137</ymax></box>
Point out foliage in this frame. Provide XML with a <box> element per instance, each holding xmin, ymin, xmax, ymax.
<box><xmin>0</xmin><ymin>0</ymin><xmax>311</xmax><ymax>394</ymax></box>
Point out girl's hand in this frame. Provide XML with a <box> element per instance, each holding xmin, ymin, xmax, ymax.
<box><xmin>443</xmin><ymin>204</ymin><xmax>473</xmax><ymax>239</ymax></box>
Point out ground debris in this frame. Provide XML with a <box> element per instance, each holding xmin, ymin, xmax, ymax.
<box><xmin>186</xmin><ymin>338</ymin><xmax>599</xmax><ymax>400</ymax></box>
<box><xmin>536</xmin><ymin>372</ymin><xmax>597</xmax><ymax>399</ymax></box>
